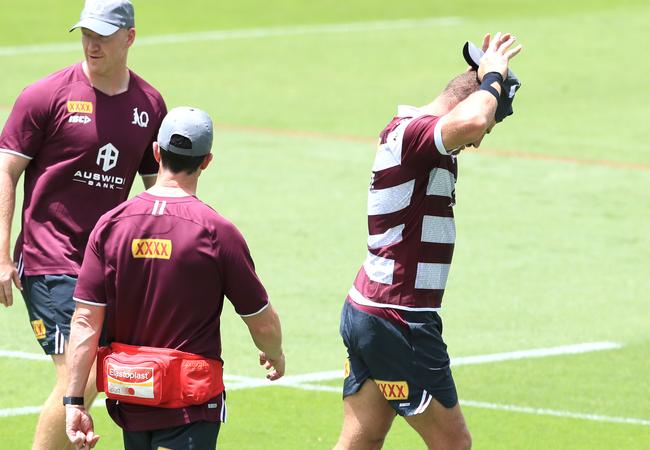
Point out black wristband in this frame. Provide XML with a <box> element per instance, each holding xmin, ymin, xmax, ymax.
<box><xmin>63</xmin><ymin>396</ymin><xmax>85</xmax><ymax>406</ymax></box>
<box><xmin>480</xmin><ymin>71</ymin><xmax>503</xmax><ymax>102</ymax></box>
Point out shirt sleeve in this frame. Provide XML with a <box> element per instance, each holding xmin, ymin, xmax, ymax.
<box><xmin>401</xmin><ymin>115</ymin><xmax>447</xmax><ymax>169</ymax></box>
<box><xmin>138</xmin><ymin>96</ymin><xmax>167</xmax><ymax>176</ymax></box>
<box><xmin>218</xmin><ymin>223</ymin><xmax>269</xmax><ymax>316</ymax></box>
<box><xmin>0</xmin><ymin>83</ymin><xmax>51</xmax><ymax>159</ymax></box>
<box><xmin>73</xmin><ymin>224</ymin><xmax>108</xmax><ymax>306</ymax></box>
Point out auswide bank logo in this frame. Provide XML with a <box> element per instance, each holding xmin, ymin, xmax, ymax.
<box><xmin>72</xmin><ymin>143</ymin><xmax>125</xmax><ymax>190</ymax></box>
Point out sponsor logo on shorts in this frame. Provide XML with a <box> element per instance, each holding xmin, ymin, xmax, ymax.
<box><xmin>30</xmin><ymin>319</ymin><xmax>46</xmax><ymax>340</ymax></box>
<box><xmin>68</xmin><ymin>115</ymin><xmax>92</xmax><ymax>124</ymax></box>
<box><xmin>67</xmin><ymin>101</ymin><xmax>93</xmax><ymax>114</ymax></box>
<box><xmin>344</xmin><ymin>359</ymin><xmax>350</xmax><ymax>378</ymax></box>
<box><xmin>132</xmin><ymin>239</ymin><xmax>172</xmax><ymax>259</ymax></box>
<box><xmin>374</xmin><ymin>380</ymin><xmax>409</xmax><ymax>400</ymax></box>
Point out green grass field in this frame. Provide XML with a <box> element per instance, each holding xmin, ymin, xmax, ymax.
<box><xmin>1</xmin><ymin>1</ymin><xmax>649</xmax><ymax>448</ymax></box>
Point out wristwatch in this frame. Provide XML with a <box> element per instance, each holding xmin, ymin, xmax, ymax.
<box><xmin>62</xmin><ymin>396</ymin><xmax>85</xmax><ymax>406</ymax></box>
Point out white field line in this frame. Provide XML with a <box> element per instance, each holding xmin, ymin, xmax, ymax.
<box><xmin>459</xmin><ymin>400</ymin><xmax>650</xmax><ymax>427</ymax></box>
<box><xmin>0</xmin><ymin>17</ymin><xmax>462</xmax><ymax>57</ymax></box>
<box><xmin>1</xmin><ymin>341</ymin><xmax>636</xmax><ymax>425</ymax></box>
<box><xmin>0</xmin><ymin>350</ymin><xmax>48</xmax><ymax>361</ymax></box>
<box><xmin>450</xmin><ymin>341</ymin><xmax>622</xmax><ymax>367</ymax></box>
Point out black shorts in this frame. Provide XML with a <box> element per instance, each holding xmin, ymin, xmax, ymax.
<box><xmin>123</xmin><ymin>421</ymin><xmax>221</xmax><ymax>450</ymax></box>
<box><xmin>340</xmin><ymin>300</ymin><xmax>458</xmax><ymax>416</ymax></box>
<box><xmin>21</xmin><ymin>274</ymin><xmax>77</xmax><ymax>355</ymax></box>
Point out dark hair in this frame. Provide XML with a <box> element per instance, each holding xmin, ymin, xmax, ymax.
<box><xmin>441</xmin><ymin>71</ymin><xmax>480</xmax><ymax>103</ymax></box>
<box><xmin>159</xmin><ymin>134</ymin><xmax>207</xmax><ymax>174</ymax></box>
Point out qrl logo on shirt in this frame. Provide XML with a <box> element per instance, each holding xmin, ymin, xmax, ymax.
<box><xmin>106</xmin><ymin>363</ymin><xmax>154</xmax><ymax>399</ymax></box>
<box><xmin>132</xmin><ymin>239</ymin><xmax>172</xmax><ymax>259</ymax></box>
<box><xmin>375</xmin><ymin>380</ymin><xmax>409</xmax><ymax>400</ymax></box>
<box><xmin>67</xmin><ymin>101</ymin><xmax>93</xmax><ymax>114</ymax></box>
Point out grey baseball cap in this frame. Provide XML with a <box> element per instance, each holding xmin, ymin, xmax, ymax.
<box><xmin>70</xmin><ymin>0</ymin><xmax>135</xmax><ymax>36</ymax></box>
<box><xmin>158</xmin><ymin>107</ymin><xmax>214</xmax><ymax>157</ymax></box>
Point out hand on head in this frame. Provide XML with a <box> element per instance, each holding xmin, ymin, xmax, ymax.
<box><xmin>477</xmin><ymin>32</ymin><xmax>523</xmax><ymax>81</ymax></box>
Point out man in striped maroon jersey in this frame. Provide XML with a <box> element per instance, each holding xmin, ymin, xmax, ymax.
<box><xmin>64</xmin><ymin>107</ymin><xmax>284</xmax><ymax>449</ymax></box>
<box><xmin>336</xmin><ymin>32</ymin><xmax>523</xmax><ymax>450</ymax></box>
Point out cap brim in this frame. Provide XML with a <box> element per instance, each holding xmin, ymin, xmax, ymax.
<box><xmin>69</xmin><ymin>18</ymin><xmax>119</xmax><ymax>36</ymax></box>
<box><xmin>463</xmin><ymin>41</ymin><xmax>483</xmax><ymax>69</ymax></box>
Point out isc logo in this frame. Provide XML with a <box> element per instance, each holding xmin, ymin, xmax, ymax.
<box><xmin>374</xmin><ymin>380</ymin><xmax>409</xmax><ymax>400</ymax></box>
<box><xmin>69</xmin><ymin>115</ymin><xmax>92</xmax><ymax>124</ymax></box>
<box><xmin>132</xmin><ymin>239</ymin><xmax>172</xmax><ymax>259</ymax></box>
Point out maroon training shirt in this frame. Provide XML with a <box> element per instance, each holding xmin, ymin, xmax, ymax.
<box><xmin>0</xmin><ymin>63</ymin><xmax>166</xmax><ymax>276</ymax></box>
<box><xmin>346</xmin><ymin>105</ymin><xmax>458</xmax><ymax>322</ymax></box>
<box><xmin>74</xmin><ymin>192</ymin><xmax>269</xmax><ymax>431</ymax></box>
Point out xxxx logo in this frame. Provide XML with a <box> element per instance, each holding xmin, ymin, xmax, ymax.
<box><xmin>374</xmin><ymin>380</ymin><xmax>409</xmax><ymax>400</ymax></box>
<box><xmin>67</xmin><ymin>101</ymin><xmax>93</xmax><ymax>114</ymax></box>
<box><xmin>132</xmin><ymin>239</ymin><xmax>172</xmax><ymax>259</ymax></box>
<box><xmin>30</xmin><ymin>319</ymin><xmax>46</xmax><ymax>340</ymax></box>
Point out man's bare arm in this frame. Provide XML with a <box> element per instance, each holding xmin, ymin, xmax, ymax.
<box><xmin>67</xmin><ymin>303</ymin><xmax>105</xmax><ymax>397</ymax></box>
<box><xmin>241</xmin><ymin>304</ymin><xmax>285</xmax><ymax>380</ymax></box>
<box><xmin>0</xmin><ymin>151</ymin><xmax>29</xmax><ymax>307</ymax></box>
<box><xmin>439</xmin><ymin>32</ymin><xmax>523</xmax><ymax>151</ymax></box>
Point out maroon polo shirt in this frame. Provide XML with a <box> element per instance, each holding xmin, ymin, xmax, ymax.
<box><xmin>0</xmin><ymin>63</ymin><xmax>166</xmax><ymax>276</ymax></box>
<box><xmin>74</xmin><ymin>192</ymin><xmax>269</xmax><ymax>431</ymax></box>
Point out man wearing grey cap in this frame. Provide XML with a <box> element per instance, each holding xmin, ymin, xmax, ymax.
<box><xmin>65</xmin><ymin>107</ymin><xmax>285</xmax><ymax>449</ymax></box>
<box><xmin>0</xmin><ymin>1</ymin><xmax>166</xmax><ymax>448</ymax></box>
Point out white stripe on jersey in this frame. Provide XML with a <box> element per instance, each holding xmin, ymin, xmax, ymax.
<box><xmin>433</xmin><ymin>120</ymin><xmax>449</xmax><ymax>155</ymax></box>
<box><xmin>348</xmin><ymin>285</ymin><xmax>441</xmax><ymax>312</ymax></box>
<box><xmin>421</xmin><ymin>216</ymin><xmax>456</xmax><ymax>244</ymax></box>
<box><xmin>151</xmin><ymin>200</ymin><xmax>167</xmax><ymax>216</ymax></box>
<box><xmin>0</xmin><ymin>148</ymin><xmax>33</xmax><ymax>160</ymax></box>
<box><xmin>368</xmin><ymin>224</ymin><xmax>405</xmax><ymax>249</ymax></box>
<box><xmin>414</xmin><ymin>263</ymin><xmax>450</xmax><ymax>290</ymax></box>
<box><xmin>372</xmin><ymin>119</ymin><xmax>413</xmax><ymax>172</ymax></box>
<box><xmin>426</xmin><ymin>167</ymin><xmax>455</xmax><ymax>197</ymax></box>
<box><xmin>363</xmin><ymin>252</ymin><xmax>395</xmax><ymax>285</ymax></box>
<box><xmin>368</xmin><ymin>179</ymin><xmax>415</xmax><ymax>216</ymax></box>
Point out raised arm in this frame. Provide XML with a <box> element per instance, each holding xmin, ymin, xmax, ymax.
<box><xmin>438</xmin><ymin>32</ymin><xmax>523</xmax><ymax>151</ymax></box>
<box><xmin>0</xmin><ymin>152</ymin><xmax>29</xmax><ymax>307</ymax></box>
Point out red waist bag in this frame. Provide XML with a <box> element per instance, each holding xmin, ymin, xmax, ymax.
<box><xmin>96</xmin><ymin>343</ymin><xmax>224</xmax><ymax>408</ymax></box>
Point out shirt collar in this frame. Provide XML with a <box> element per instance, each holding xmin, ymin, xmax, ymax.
<box><xmin>396</xmin><ymin>104</ymin><xmax>428</xmax><ymax>118</ymax></box>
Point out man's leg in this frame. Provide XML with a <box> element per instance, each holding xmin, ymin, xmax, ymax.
<box><xmin>403</xmin><ymin>398</ymin><xmax>471</xmax><ymax>450</ymax></box>
<box><xmin>334</xmin><ymin>379</ymin><xmax>397</xmax><ymax>450</ymax></box>
<box><xmin>32</xmin><ymin>355</ymin><xmax>98</xmax><ymax>450</ymax></box>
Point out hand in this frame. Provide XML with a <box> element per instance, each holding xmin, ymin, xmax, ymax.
<box><xmin>0</xmin><ymin>259</ymin><xmax>22</xmax><ymax>308</ymax></box>
<box><xmin>477</xmin><ymin>32</ymin><xmax>523</xmax><ymax>81</ymax></box>
<box><xmin>259</xmin><ymin>351</ymin><xmax>285</xmax><ymax>381</ymax></box>
<box><xmin>65</xmin><ymin>406</ymin><xmax>100</xmax><ymax>449</ymax></box>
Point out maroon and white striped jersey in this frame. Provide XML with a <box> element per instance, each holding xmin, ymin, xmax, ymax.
<box><xmin>347</xmin><ymin>105</ymin><xmax>457</xmax><ymax>313</ymax></box>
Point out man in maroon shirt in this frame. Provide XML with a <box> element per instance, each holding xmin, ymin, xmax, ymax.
<box><xmin>335</xmin><ymin>33</ymin><xmax>522</xmax><ymax>450</ymax></box>
<box><xmin>64</xmin><ymin>106</ymin><xmax>285</xmax><ymax>449</ymax></box>
<box><xmin>0</xmin><ymin>1</ymin><xmax>166</xmax><ymax>448</ymax></box>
